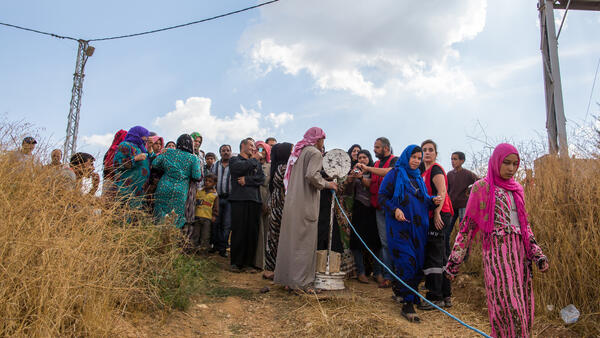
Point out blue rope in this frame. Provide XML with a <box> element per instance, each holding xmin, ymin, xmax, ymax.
<box><xmin>332</xmin><ymin>192</ymin><xmax>491</xmax><ymax>337</ymax></box>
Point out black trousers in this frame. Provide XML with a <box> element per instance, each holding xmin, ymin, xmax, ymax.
<box><xmin>423</xmin><ymin>212</ymin><xmax>452</xmax><ymax>301</ymax></box>
<box><xmin>230</xmin><ymin>200</ymin><xmax>261</xmax><ymax>268</ymax></box>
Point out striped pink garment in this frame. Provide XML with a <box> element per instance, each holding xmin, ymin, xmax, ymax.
<box><xmin>446</xmin><ymin>186</ymin><xmax>546</xmax><ymax>338</ymax></box>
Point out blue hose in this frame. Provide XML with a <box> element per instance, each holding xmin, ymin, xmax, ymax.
<box><xmin>332</xmin><ymin>192</ymin><xmax>491</xmax><ymax>337</ymax></box>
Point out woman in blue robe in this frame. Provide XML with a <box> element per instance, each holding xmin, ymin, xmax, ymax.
<box><xmin>378</xmin><ymin>145</ymin><xmax>439</xmax><ymax>322</ymax></box>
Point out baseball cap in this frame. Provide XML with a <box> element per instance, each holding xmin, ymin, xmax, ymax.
<box><xmin>22</xmin><ymin>137</ymin><xmax>37</xmax><ymax>144</ymax></box>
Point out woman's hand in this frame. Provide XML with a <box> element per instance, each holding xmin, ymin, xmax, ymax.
<box><xmin>434</xmin><ymin>211</ymin><xmax>444</xmax><ymax>230</ymax></box>
<box><xmin>538</xmin><ymin>258</ymin><xmax>549</xmax><ymax>273</ymax></box>
<box><xmin>394</xmin><ymin>208</ymin><xmax>407</xmax><ymax>222</ymax></box>
<box><xmin>328</xmin><ymin>181</ymin><xmax>339</xmax><ymax>192</ymax></box>
<box><xmin>432</xmin><ymin>196</ymin><xmax>442</xmax><ymax>205</ymax></box>
<box><xmin>443</xmin><ymin>270</ymin><xmax>455</xmax><ymax>281</ymax></box>
<box><xmin>134</xmin><ymin>153</ymin><xmax>147</xmax><ymax>162</ymax></box>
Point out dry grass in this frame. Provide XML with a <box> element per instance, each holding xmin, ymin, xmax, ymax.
<box><xmin>0</xmin><ymin>124</ymin><xmax>186</xmax><ymax>336</ymax></box>
<box><xmin>527</xmin><ymin>156</ymin><xmax>600</xmax><ymax>336</ymax></box>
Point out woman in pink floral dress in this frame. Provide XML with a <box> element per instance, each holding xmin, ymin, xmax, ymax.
<box><xmin>444</xmin><ymin>143</ymin><xmax>549</xmax><ymax>338</ymax></box>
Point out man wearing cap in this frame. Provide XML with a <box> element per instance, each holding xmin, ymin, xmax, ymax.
<box><xmin>10</xmin><ymin>136</ymin><xmax>39</xmax><ymax>166</ymax></box>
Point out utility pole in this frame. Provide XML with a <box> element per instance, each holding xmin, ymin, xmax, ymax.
<box><xmin>63</xmin><ymin>40</ymin><xmax>94</xmax><ymax>162</ymax></box>
<box><xmin>538</xmin><ymin>0</ymin><xmax>569</xmax><ymax>158</ymax></box>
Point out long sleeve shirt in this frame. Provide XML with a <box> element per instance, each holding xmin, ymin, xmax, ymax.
<box><xmin>228</xmin><ymin>155</ymin><xmax>265</xmax><ymax>203</ymax></box>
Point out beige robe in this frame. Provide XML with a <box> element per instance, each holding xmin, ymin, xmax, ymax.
<box><xmin>274</xmin><ymin>146</ymin><xmax>327</xmax><ymax>288</ymax></box>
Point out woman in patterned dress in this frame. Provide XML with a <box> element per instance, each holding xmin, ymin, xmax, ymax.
<box><xmin>262</xmin><ymin>142</ymin><xmax>293</xmax><ymax>280</ymax></box>
<box><xmin>113</xmin><ymin>126</ymin><xmax>151</xmax><ymax>210</ymax></box>
<box><xmin>445</xmin><ymin>143</ymin><xmax>549</xmax><ymax>338</ymax></box>
<box><xmin>152</xmin><ymin>134</ymin><xmax>202</xmax><ymax>229</ymax></box>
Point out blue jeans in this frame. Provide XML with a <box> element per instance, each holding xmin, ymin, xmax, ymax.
<box><xmin>211</xmin><ymin>198</ymin><xmax>231</xmax><ymax>252</ymax></box>
<box><xmin>376</xmin><ymin>209</ymin><xmax>392</xmax><ymax>280</ymax></box>
<box><xmin>352</xmin><ymin>249</ymin><xmax>382</xmax><ymax>276</ymax></box>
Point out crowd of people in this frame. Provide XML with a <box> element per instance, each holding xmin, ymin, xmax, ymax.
<box><xmin>12</xmin><ymin>126</ymin><xmax>550</xmax><ymax>337</ymax></box>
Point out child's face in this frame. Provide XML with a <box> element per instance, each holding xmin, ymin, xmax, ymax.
<box><xmin>204</xmin><ymin>178</ymin><xmax>216</xmax><ymax>189</ymax></box>
<box><xmin>206</xmin><ymin>156</ymin><xmax>215</xmax><ymax>167</ymax></box>
<box><xmin>499</xmin><ymin>154</ymin><xmax>519</xmax><ymax>180</ymax></box>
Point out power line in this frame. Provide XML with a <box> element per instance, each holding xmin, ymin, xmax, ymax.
<box><xmin>89</xmin><ymin>0</ymin><xmax>280</xmax><ymax>42</ymax></box>
<box><xmin>585</xmin><ymin>57</ymin><xmax>600</xmax><ymax>122</ymax></box>
<box><xmin>0</xmin><ymin>22</ymin><xmax>78</xmax><ymax>41</ymax></box>
<box><xmin>0</xmin><ymin>0</ymin><xmax>280</xmax><ymax>43</ymax></box>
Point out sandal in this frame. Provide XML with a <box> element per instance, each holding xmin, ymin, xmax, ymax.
<box><xmin>401</xmin><ymin>303</ymin><xmax>421</xmax><ymax>323</ymax></box>
<box><xmin>357</xmin><ymin>274</ymin><xmax>370</xmax><ymax>284</ymax></box>
<box><xmin>262</xmin><ymin>271</ymin><xmax>274</xmax><ymax>280</ymax></box>
<box><xmin>378</xmin><ymin>279</ymin><xmax>392</xmax><ymax>288</ymax></box>
<box><xmin>296</xmin><ymin>286</ymin><xmax>322</xmax><ymax>295</ymax></box>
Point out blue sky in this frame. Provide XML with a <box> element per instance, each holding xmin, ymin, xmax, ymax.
<box><xmin>1</xmin><ymin>0</ymin><xmax>599</xmax><ymax>170</ymax></box>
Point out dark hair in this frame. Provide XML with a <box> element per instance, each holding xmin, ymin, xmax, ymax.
<box><xmin>356</xmin><ymin>149</ymin><xmax>374</xmax><ymax>167</ymax></box>
<box><xmin>239</xmin><ymin>137</ymin><xmax>254</xmax><ymax>151</ymax></box>
<box><xmin>421</xmin><ymin>139</ymin><xmax>437</xmax><ymax>153</ymax></box>
<box><xmin>411</xmin><ymin>146</ymin><xmax>422</xmax><ymax>155</ymax></box>
<box><xmin>165</xmin><ymin>141</ymin><xmax>175</xmax><ymax>147</ymax></box>
<box><xmin>70</xmin><ymin>152</ymin><xmax>95</xmax><ymax>167</ymax></box>
<box><xmin>452</xmin><ymin>151</ymin><xmax>465</xmax><ymax>161</ymax></box>
<box><xmin>376</xmin><ymin>137</ymin><xmax>391</xmax><ymax>151</ymax></box>
<box><xmin>219</xmin><ymin>144</ymin><xmax>231</xmax><ymax>153</ymax></box>
<box><xmin>205</xmin><ymin>152</ymin><xmax>216</xmax><ymax>159</ymax></box>
<box><xmin>266</xmin><ymin>137</ymin><xmax>277</xmax><ymax>143</ymax></box>
<box><xmin>204</xmin><ymin>173</ymin><xmax>217</xmax><ymax>182</ymax></box>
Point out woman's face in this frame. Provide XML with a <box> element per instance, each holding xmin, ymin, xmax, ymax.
<box><xmin>152</xmin><ymin>141</ymin><xmax>162</xmax><ymax>153</ymax></box>
<box><xmin>422</xmin><ymin>142</ymin><xmax>437</xmax><ymax>163</ymax></box>
<box><xmin>357</xmin><ymin>153</ymin><xmax>369</xmax><ymax>165</ymax></box>
<box><xmin>499</xmin><ymin>153</ymin><xmax>519</xmax><ymax>180</ymax></box>
<box><xmin>351</xmin><ymin>147</ymin><xmax>360</xmax><ymax>161</ymax></box>
<box><xmin>409</xmin><ymin>152</ymin><xmax>422</xmax><ymax>170</ymax></box>
<box><xmin>166</xmin><ymin>142</ymin><xmax>176</xmax><ymax>149</ymax></box>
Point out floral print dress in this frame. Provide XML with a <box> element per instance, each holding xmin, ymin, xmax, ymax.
<box><xmin>445</xmin><ymin>180</ymin><xmax>546</xmax><ymax>338</ymax></box>
<box><xmin>113</xmin><ymin>141</ymin><xmax>150</xmax><ymax>209</ymax></box>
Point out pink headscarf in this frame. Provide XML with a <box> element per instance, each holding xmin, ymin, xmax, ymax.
<box><xmin>461</xmin><ymin>143</ymin><xmax>532</xmax><ymax>258</ymax></box>
<box><xmin>283</xmin><ymin>127</ymin><xmax>326</xmax><ymax>191</ymax></box>
<box><xmin>255</xmin><ymin>141</ymin><xmax>271</xmax><ymax>163</ymax></box>
<box><xmin>148</xmin><ymin>136</ymin><xmax>164</xmax><ymax>154</ymax></box>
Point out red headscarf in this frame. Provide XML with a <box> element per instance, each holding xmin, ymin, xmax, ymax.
<box><xmin>284</xmin><ymin>127</ymin><xmax>326</xmax><ymax>191</ymax></box>
<box><xmin>255</xmin><ymin>141</ymin><xmax>271</xmax><ymax>163</ymax></box>
<box><xmin>461</xmin><ymin>143</ymin><xmax>532</xmax><ymax>257</ymax></box>
<box><xmin>104</xmin><ymin>129</ymin><xmax>127</xmax><ymax>170</ymax></box>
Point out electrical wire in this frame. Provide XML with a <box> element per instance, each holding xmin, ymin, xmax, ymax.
<box><xmin>585</xmin><ymin>57</ymin><xmax>600</xmax><ymax>122</ymax></box>
<box><xmin>0</xmin><ymin>0</ymin><xmax>280</xmax><ymax>43</ymax></box>
<box><xmin>0</xmin><ymin>22</ymin><xmax>78</xmax><ymax>41</ymax></box>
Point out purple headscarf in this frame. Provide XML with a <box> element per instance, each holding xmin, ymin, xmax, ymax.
<box><xmin>123</xmin><ymin>126</ymin><xmax>150</xmax><ymax>153</ymax></box>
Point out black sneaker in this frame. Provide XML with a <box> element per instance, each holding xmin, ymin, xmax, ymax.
<box><xmin>219</xmin><ymin>250</ymin><xmax>228</xmax><ymax>258</ymax></box>
<box><xmin>229</xmin><ymin>265</ymin><xmax>243</xmax><ymax>273</ymax></box>
<box><xmin>443</xmin><ymin>297</ymin><xmax>452</xmax><ymax>308</ymax></box>
<box><xmin>417</xmin><ymin>300</ymin><xmax>444</xmax><ymax>311</ymax></box>
<box><xmin>208</xmin><ymin>247</ymin><xmax>218</xmax><ymax>254</ymax></box>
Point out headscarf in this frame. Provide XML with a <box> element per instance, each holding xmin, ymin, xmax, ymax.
<box><xmin>356</xmin><ymin>149</ymin><xmax>374</xmax><ymax>167</ymax></box>
<box><xmin>392</xmin><ymin>145</ymin><xmax>430</xmax><ymax>204</ymax></box>
<box><xmin>256</xmin><ymin>141</ymin><xmax>271</xmax><ymax>163</ymax></box>
<box><xmin>284</xmin><ymin>127</ymin><xmax>326</xmax><ymax>191</ymax></box>
<box><xmin>148</xmin><ymin>136</ymin><xmax>164</xmax><ymax>153</ymax></box>
<box><xmin>104</xmin><ymin>129</ymin><xmax>127</xmax><ymax>170</ymax></box>
<box><xmin>190</xmin><ymin>132</ymin><xmax>202</xmax><ymax>140</ymax></box>
<box><xmin>123</xmin><ymin>126</ymin><xmax>150</xmax><ymax>153</ymax></box>
<box><xmin>347</xmin><ymin>144</ymin><xmax>362</xmax><ymax>169</ymax></box>
<box><xmin>176</xmin><ymin>134</ymin><xmax>194</xmax><ymax>154</ymax></box>
<box><xmin>269</xmin><ymin>142</ymin><xmax>293</xmax><ymax>192</ymax></box>
<box><xmin>165</xmin><ymin>141</ymin><xmax>176</xmax><ymax>149</ymax></box>
<box><xmin>461</xmin><ymin>143</ymin><xmax>532</xmax><ymax>257</ymax></box>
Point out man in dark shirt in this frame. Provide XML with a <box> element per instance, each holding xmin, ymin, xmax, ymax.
<box><xmin>356</xmin><ymin>137</ymin><xmax>397</xmax><ymax>288</ymax></box>
<box><xmin>210</xmin><ymin>145</ymin><xmax>232</xmax><ymax>257</ymax></box>
<box><xmin>446</xmin><ymin>151</ymin><xmax>478</xmax><ymax>253</ymax></box>
<box><xmin>228</xmin><ymin>138</ymin><xmax>265</xmax><ymax>272</ymax></box>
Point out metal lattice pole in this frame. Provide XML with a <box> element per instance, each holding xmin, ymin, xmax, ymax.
<box><xmin>63</xmin><ymin>40</ymin><xmax>94</xmax><ymax>162</ymax></box>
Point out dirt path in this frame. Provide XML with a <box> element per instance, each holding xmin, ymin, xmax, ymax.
<box><xmin>124</xmin><ymin>255</ymin><xmax>572</xmax><ymax>337</ymax></box>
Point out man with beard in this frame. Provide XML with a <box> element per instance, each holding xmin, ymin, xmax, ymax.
<box><xmin>210</xmin><ymin>144</ymin><xmax>233</xmax><ymax>257</ymax></box>
<box><xmin>356</xmin><ymin>137</ymin><xmax>397</xmax><ymax>288</ymax></box>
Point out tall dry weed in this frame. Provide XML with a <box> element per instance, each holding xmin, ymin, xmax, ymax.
<box><xmin>0</xmin><ymin>125</ymin><xmax>183</xmax><ymax>335</ymax></box>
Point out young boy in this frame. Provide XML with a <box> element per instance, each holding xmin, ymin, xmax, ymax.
<box><xmin>194</xmin><ymin>173</ymin><xmax>219</xmax><ymax>252</ymax></box>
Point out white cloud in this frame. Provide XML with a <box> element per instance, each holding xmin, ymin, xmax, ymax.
<box><xmin>153</xmin><ymin>97</ymin><xmax>293</xmax><ymax>148</ymax></box>
<box><xmin>242</xmin><ymin>0</ymin><xmax>487</xmax><ymax>99</ymax></box>
<box><xmin>266</xmin><ymin>112</ymin><xmax>293</xmax><ymax>128</ymax></box>
<box><xmin>80</xmin><ymin>133</ymin><xmax>114</xmax><ymax>148</ymax></box>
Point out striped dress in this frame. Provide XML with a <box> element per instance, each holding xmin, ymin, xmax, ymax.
<box><xmin>446</xmin><ymin>186</ymin><xmax>546</xmax><ymax>338</ymax></box>
<box><xmin>264</xmin><ymin>164</ymin><xmax>286</xmax><ymax>272</ymax></box>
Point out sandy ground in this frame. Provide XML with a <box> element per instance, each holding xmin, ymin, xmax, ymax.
<box><xmin>123</xmin><ymin>255</ymin><xmax>573</xmax><ymax>337</ymax></box>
